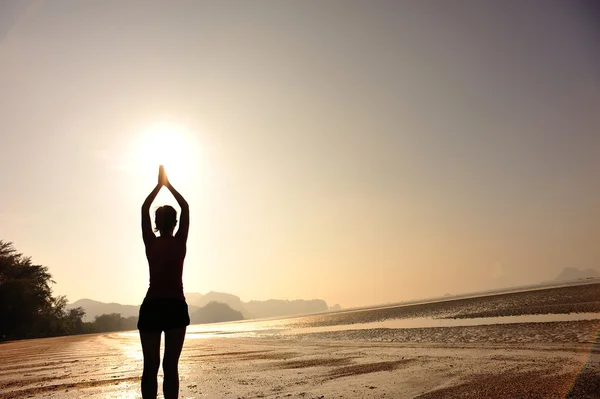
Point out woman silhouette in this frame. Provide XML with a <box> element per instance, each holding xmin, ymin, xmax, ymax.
<box><xmin>138</xmin><ymin>165</ymin><xmax>190</xmax><ymax>399</ymax></box>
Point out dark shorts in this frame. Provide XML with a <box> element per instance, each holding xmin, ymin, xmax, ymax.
<box><xmin>137</xmin><ymin>298</ymin><xmax>190</xmax><ymax>332</ymax></box>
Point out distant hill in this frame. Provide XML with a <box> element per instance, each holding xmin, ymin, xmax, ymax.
<box><xmin>554</xmin><ymin>267</ymin><xmax>600</xmax><ymax>282</ymax></box>
<box><xmin>68</xmin><ymin>292</ymin><xmax>332</xmax><ymax>322</ymax></box>
<box><xmin>190</xmin><ymin>301</ymin><xmax>244</xmax><ymax>324</ymax></box>
<box><xmin>185</xmin><ymin>292</ymin><xmax>329</xmax><ymax>319</ymax></box>
<box><xmin>67</xmin><ymin>299</ymin><xmax>140</xmax><ymax>322</ymax></box>
<box><xmin>185</xmin><ymin>292</ymin><xmax>250</xmax><ymax>318</ymax></box>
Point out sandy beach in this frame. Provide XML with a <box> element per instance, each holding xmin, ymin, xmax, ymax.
<box><xmin>1</xmin><ymin>319</ymin><xmax>599</xmax><ymax>399</ymax></box>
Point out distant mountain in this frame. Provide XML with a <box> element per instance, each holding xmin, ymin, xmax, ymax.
<box><xmin>68</xmin><ymin>292</ymin><xmax>332</xmax><ymax>322</ymax></box>
<box><xmin>185</xmin><ymin>292</ymin><xmax>330</xmax><ymax>319</ymax></box>
<box><xmin>67</xmin><ymin>299</ymin><xmax>140</xmax><ymax>322</ymax></box>
<box><xmin>554</xmin><ymin>267</ymin><xmax>600</xmax><ymax>281</ymax></box>
<box><xmin>185</xmin><ymin>292</ymin><xmax>250</xmax><ymax>318</ymax></box>
<box><xmin>190</xmin><ymin>301</ymin><xmax>244</xmax><ymax>324</ymax></box>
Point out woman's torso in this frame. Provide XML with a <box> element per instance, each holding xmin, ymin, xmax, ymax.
<box><xmin>144</xmin><ymin>236</ymin><xmax>186</xmax><ymax>300</ymax></box>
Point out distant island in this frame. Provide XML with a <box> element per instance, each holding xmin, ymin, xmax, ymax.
<box><xmin>68</xmin><ymin>291</ymin><xmax>335</xmax><ymax>323</ymax></box>
<box><xmin>190</xmin><ymin>301</ymin><xmax>244</xmax><ymax>324</ymax></box>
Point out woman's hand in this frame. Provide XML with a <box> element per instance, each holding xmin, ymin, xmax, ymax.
<box><xmin>158</xmin><ymin>165</ymin><xmax>169</xmax><ymax>187</ymax></box>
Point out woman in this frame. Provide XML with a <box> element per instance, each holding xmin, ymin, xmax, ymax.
<box><xmin>138</xmin><ymin>165</ymin><xmax>190</xmax><ymax>399</ymax></box>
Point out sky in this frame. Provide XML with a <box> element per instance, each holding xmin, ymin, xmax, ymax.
<box><xmin>1</xmin><ymin>1</ymin><xmax>599</xmax><ymax>308</ymax></box>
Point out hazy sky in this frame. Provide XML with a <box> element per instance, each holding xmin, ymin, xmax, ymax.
<box><xmin>1</xmin><ymin>1</ymin><xmax>599</xmax><ymax>308</ymax></box>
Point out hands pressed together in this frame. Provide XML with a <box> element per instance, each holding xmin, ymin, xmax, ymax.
<box><xmin>158</xmin><ymin>165</ymin><xmax>171</xmax><ymax>188</ymax></box>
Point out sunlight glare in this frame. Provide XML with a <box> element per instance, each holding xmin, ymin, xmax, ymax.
<box><xmin>136</xmin><ymin>121</ymin><xmax>196</xmax><ymax>182</ymax></box>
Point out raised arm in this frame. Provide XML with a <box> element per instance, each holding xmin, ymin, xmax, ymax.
<box><xmin>141</xmin><ymin>167</ymin><xmax>164</xmax><ymax>245</ymax></box>
<box><xmin>166</xmin><ymin>182</ymin><xmax>189</xmax><ymax>242</ymax></box>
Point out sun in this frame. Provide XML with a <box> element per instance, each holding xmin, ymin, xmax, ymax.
<box><xmin>135</xmin><ymin>121</ymin><xmax>196</xmax><ymax>182</ymax></box>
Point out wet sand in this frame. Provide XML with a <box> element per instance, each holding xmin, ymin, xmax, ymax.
<box><xmin>1</xmin><ymin>321</ymin><xmax>599</xmax><ymax>398</ymax></box>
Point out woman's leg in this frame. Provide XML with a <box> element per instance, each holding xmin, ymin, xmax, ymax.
<box><xmin>163</xmin><ymin>327</ymin><xmax>186</xmax><ymax>399</ymax></box>
<box><xmin>139</xmin><ymin>331</ymin><xmax>162</xmax><ymax>399</ymax></box>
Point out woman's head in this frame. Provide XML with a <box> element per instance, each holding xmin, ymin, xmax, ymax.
<box><xmin>155</xmin><ymin>205</ymin><xmax>177</xmax><ymax>235</ymax></box>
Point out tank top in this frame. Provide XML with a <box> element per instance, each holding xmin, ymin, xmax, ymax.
<box><xmin>144</xmin><ymin>236</ymin><xmax>186</xmax><ymax>300</ymax></box>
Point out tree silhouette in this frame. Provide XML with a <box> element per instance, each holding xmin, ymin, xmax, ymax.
<box><xmin>91</xmin><ymin>313</ymin><xmax>138</xmax><ymax>332</ymax></box>
<box><xmin>0</xmin><ymin>240</ymin><xmax>86</xmax><ymax>339</ymax></box>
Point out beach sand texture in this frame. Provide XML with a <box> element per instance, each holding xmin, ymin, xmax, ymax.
<box><xmin>2</xmin><ymin>283</ymin><xmax>600</xmax><ymax>398</ymax></box>
<box><xmin>1</xmin><ymin>322</ymin><xmax>599</xmax><ymax>399</ymax></box>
